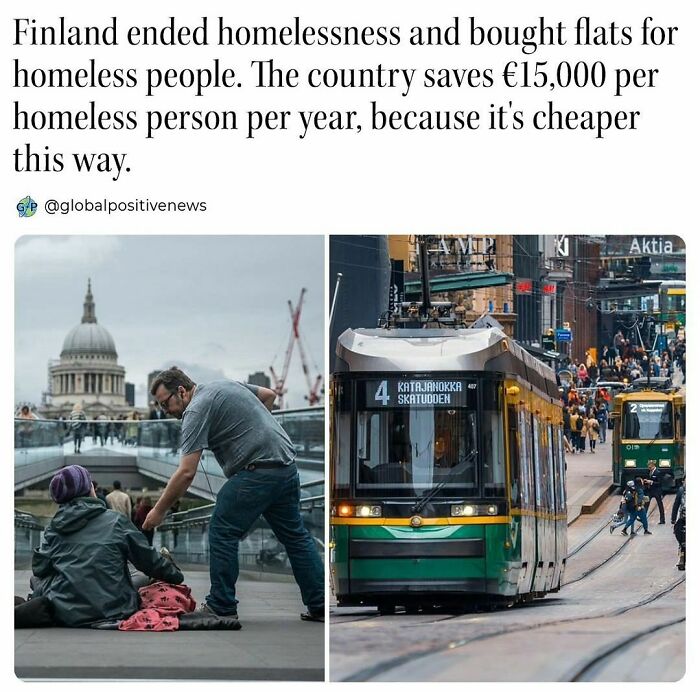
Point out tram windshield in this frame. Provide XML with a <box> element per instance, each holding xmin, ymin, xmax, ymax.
<box><xmin>622</xmin><ymin>401</ymin><xmax>673</xmax><ymax>440</ymax></box>
<box><xmin>353</xmin><ymin>377</ymin><xmax>486</xmax><ymax>498</ymax></box>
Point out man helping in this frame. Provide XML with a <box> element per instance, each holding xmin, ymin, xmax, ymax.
<box><xmin>143</xmin><ymin>367</ymin><xmax>324</xmax><ymax>623</ymax></box>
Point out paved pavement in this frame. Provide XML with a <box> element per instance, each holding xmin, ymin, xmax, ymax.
<box><xmin>565</xmin><ymin>439</ymin><xmax>614</xmax><ymax>526</ymax></box>
<box><xmin>14</xmin><ymin>567</ymin><xmax>324</xmax><ymax>681</ymax></box>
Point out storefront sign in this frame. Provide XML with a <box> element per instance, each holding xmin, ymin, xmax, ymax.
<box><xmin>515</xmin><ymin>278</ymin><xmax>533</xmax><ymax>295</ymax></box>
<box><xmin>629</xmin><ymin>237</ymin><xmax>676</xmax><ymax>255</ymax></box>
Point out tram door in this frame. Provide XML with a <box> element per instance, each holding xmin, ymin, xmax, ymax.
<box><xmin>516</xmin><ymin>408</ymin><xmax>536</xmax><ymax>594</ymax></box>
<box><xmin>611</xmin><ymin>413</ymin><xmax>622</xmax><ymax>486</ymax></box>
<box><xmin>676</xmin><ymin>400</ymin><xmax>685</xmax><ymax>482</ymax></box>
<box><xmin>531</xmin><ymin>415</ymin><xmax>549</xmax><ymax>593</ymax></box>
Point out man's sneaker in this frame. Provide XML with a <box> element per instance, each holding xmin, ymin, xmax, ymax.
<box><xmin>621</xmin><ymin>529</ymin><xmax>628</xmax><ymax>536</ymax></box>
<box><xmin>659</xmin><ymin>520</ymin><xmax>666</xmax><ymax>525</ymax></box>
<box><xmin>200</xmin><ymin>602</ymin><xmax>238</xmax><ymax>620</ymax></box>
<box><xmin>644</xmin><ymin>530</ymin><xmax>652</xmax><ymax>535</ymax></box>
<box><xmin>301</xmin><ymin>609</ymin><xmax>324</xmax><ymax>622</ymax></box>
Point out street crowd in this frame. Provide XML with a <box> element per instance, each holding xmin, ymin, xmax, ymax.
<box><xmin>557</xmin><ymin>330</ymin><xmax>685</xmax><ymax>455</ymax></box>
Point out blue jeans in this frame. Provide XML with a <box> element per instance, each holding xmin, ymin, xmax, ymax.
<box><xmin>206</xmin><ymin>465</ymin><xmax>324</xmax><ymax>615</ymax></box>
<box><xmin>623</xmin><ymin>508</ymin><xmax>649</xmax><ymax>532</ymax></box>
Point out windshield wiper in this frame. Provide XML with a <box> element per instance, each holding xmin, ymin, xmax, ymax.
<box><xmin>411</xmin><ymin>449</ymin><xmax>478</xmax><ymax>515</ymax></box>
<box><xmin>646</xmin><ymin>431</ymin><xmax>661</xmax><ymax>446</ymax></box>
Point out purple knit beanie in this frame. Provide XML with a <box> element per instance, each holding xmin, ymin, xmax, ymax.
<box><xmin>49</xmin><ymin>465</ymin><xmax>93</xmax><ymax>504</ymax></box>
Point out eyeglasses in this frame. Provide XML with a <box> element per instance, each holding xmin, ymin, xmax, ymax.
<box><xmin>159</xmin><ymin>392</ymin><xmax>176</xmax><ymax>411</ymax></box>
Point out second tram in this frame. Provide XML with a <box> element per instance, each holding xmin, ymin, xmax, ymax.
<box><xmin>611</xmin><ymin>382</ymin><xmax>685</xmax><ymax>491</ymax></box>
<box><xmin>330</xmin><ymin>327</ymin><xmax>567</xmax><ymax>612</ymax></box>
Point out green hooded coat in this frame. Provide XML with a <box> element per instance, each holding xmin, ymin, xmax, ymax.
<box><xmin>32</xmin><ymin>497</ymin><xmax>183</xmax><ymax>626</ymax></box>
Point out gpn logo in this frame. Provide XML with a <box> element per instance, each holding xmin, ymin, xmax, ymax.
<box><xmin>17</xmin><ymin>196</ymin><xmax>38</xmax><ymax>218</ymax></box>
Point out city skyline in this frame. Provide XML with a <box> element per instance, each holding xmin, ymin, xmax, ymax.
<box><xmin>15</xmin><ymin>235</ymin><xmax>324</xmax><ymax>409</ymax></box>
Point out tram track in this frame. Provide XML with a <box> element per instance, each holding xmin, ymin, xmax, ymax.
<box><xmin>566</xmin><ymin>616</ymin><xmax>686</xmax><ymax>682</ymax></box>
<box><xmin>340</xmin><ymin>575</ymin><xmax>685</xmax><ymax>681</ymax></box>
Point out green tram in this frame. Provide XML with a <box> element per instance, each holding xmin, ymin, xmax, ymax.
<box><xmin>330</xmin><ymin>327</ymin><xmax>567</xmax><ymax>612</ymax></box>
<box><xmin>611</xmin><ymin>383</ymin><xmax>685</xmax><ymax>491</ymax></box>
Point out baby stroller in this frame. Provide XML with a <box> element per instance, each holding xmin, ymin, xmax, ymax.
<box><xmin>609</xmin><ymin>501</ymin><xmax>627</xmax><ymax>534</ymax></box>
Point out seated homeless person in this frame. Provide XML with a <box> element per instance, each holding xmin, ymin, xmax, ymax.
<box><xmin>30</xmin><ymin>464</ymin><xmax>184</xmax><ymax>627</ymax></box>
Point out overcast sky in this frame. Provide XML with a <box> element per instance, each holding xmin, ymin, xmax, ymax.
<box><xmin>15</xmin><ymin>235</ymin><xmax>324</xmax><ymax>409</ymax></box>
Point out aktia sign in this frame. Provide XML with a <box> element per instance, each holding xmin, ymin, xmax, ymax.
<box><xmin>629</xmin><ymin>237</ymin><xmax>676</xmax><ymax>255</ymax></box>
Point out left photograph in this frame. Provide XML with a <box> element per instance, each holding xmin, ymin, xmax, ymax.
<box><xmin>14</xmin><ymin>235</ymin><xmax>325</xmax><ymax>682</ymax></box>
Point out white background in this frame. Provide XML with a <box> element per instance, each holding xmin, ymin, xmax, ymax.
<box><xmin>2</xmin><ymin>0</ymin><xmax>697</xmax><ymax>689</ymax></box>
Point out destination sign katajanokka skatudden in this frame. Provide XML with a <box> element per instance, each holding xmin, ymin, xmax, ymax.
<box><xmin>362</xmin><ymin>379</ymin><xmax>477</xmax><ymax>408</ymax></box>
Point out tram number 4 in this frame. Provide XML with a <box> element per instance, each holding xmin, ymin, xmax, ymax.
<box><xmin>375</xmin><ymin>380</ymin><xmax>390</xmax><ymax>406</ymax></box>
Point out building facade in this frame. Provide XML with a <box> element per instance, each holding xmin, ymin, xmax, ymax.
<box><xmin>393</xmin><ymin>235</ymin><xmax>517</xmax><ymax>337</ymax></box>
<box><xmin>40</xmin><ymin>280</ymin><xmax>133</xmax><ymax>419</ymax></box>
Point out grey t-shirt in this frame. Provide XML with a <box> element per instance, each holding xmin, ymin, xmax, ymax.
<box><xmin>179</xmin><ymin>380</ymin><xmax>296</xmax><ymax>477</ymax></box>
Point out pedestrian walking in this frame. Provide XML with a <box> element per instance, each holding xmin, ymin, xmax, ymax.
<box><xmin>142</xmin><ymin>366</ymin><xmax>324</xmax><ymax>623</ymax></box>
<box><xmin>671</xmin><ymin>479</ymin><xmax>686</xmax><ymax>570</ymax></box>
<box><xmin>578</xmin><ymin>412</ymin><xmax>588</xmax><ymax>452</ymax></box>
<box><xmin>644</xmin><ymin>461</ymin><xmax>667</xmax><ymax>524</ymax></box>
<box><xmin>587</xmin><ymin>413</ymin><xmax>599</xmax><ymax>453</ymax></box>
<box><xmin>91</xmin><ymin>480</ymin><xmax>108</xmax><ymax>504</ymax></box>
<box><xmin>609</xmin><ymin>498</ymin><xmax>629</xmax><ymax>534</ymax></box>
<box><xmin>621</xmin><ymin>478</ymin><xmax>652</xmax><ymax>536</ymax></box>
<box><xmin>106</xmin><ymin>480</ymin><xmax>132</xmax><ymax>518</ymax></box>
<box><xmin>570</xmin><ymin>408</ymin><xmax>582</xmax><ymax>454</ymax></box>
<box><xmin>97</xmin><ymin>414</ymin><xmax>108</xmax><ymax>446</ymax></box>
<box><xmin>596</xmin><ymin>404</ymin><xmax>608</xmax><ymax>444</ymax></box>
<box><xmin>16</xmin><ymin>405</ymin><xmax>38</xmax><ymax>448</ymax></box>
<box><xmin>69</xmin><ymin>403</ymin><xmax>87</xmax><ymax>454</ymax></box>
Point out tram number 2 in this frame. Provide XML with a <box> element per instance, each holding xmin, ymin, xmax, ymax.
<box><xmin>629</xmin><ymin>403</ymin><xmax>638</xmax><ymax>413</ymax></box>
<box><xmin>375</xmin><ymin>380</ymin><xmax>390</xmax><ymax>406</ymax></box>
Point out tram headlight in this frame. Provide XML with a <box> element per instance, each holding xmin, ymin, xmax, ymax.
<box><xmin>355</xmin><ymin>505</ymin><xmax>382</xmax><ymax>518</ymax></box>
<box><xmin>486</xmin><ymin>505</ymin><xmax>498</xmax><ymax>515</ymax></box>
<box><xmin>336</xmin><ymin>504</ymin><xmax>354</xmax><ymax>517</ymax></box>
<box><xmin>659</xmin><ymin>459</ymin><xmax>671</xmax><ymax>468</ymax></box>
<box><xmin>624</xmin><ymin>460</ymin><xmax>637</xmax><ymax>467</ymax></box>
<box><xmin>451</xmin><ymin>504</ymin><xmax>476</xmax><ymax>517</ymax></box>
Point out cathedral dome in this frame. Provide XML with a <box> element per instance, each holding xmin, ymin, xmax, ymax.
<box><xmin>60</xmin><ymin>280</ymin><xmax>118</xmax><ymax>358</ymax></box>
<box><xmin>61</xmin><ymin>322</ymin><xmax>117</xmax><ymax>357</ymax></box>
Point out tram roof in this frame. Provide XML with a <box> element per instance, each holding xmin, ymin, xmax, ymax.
<box><xmin>614</xmin><ymin>387</ymin><xmax>684</xmax><ymax>403</ymax></box>
<box><xmin>335</xmin><ymin>327</ymin><xmax>558</xmax><ymax>396</ymax></box>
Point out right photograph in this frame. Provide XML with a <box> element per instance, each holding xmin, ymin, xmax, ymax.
<box><xmin>328</xmin><ymin>234</ymin><xmax>686</xmax><ymax>682</ymax></box>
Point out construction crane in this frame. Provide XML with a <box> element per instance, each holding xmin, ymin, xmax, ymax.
<box><xmin>270</xmin><ymin>288</ymin><xmax>324</xmax><ymax>409</ymax></box>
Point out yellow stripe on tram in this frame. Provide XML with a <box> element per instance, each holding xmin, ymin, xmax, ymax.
<box><xmin>331</xmin><ymin>516</ymin><xmax>510</xmax><ymax>526</ymax></box>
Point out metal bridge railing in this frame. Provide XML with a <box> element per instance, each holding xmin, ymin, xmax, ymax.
<box><xmin>154</xmin><ymin>479</ymin><xmax>325</xmax><ymax>576</ymax></box>
<box><xmin>15</xmin><ymin>510</ymin><xmax>45</xmax><ymax>560</ymax></box>
<box><xmin>15</xmin><ymin>407</ymin><xmax>325</xmax><ymax>576</ymax></box>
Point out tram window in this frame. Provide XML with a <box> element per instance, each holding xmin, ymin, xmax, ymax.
<box><xmin>545</xmin><ymin>424</ymin><xmax>555</xmax><ymax>514</ymax></box>
<box><xmin>622</xmin><ymin>401</ymin><xmax>673</xmax><ymax>439</ymax></box>
<box><xmin>333</xmin><ymin>382</ymin><xmax>353</xmax><ymax>498</ymax></box>
<box><xmin>354</xmin><ymin>406</ymin><xmax>479</xmax><ymax>497</ymax></box>
<box><xmin>557</xmin><ymin>427</ymin><xmax>567</xmax><ymax>511</ymax></box>
<box><xmin>507</xmin><ymin>404</ymin><xmax>521</xmax><ymax>507</ymax></box>
<box><xmin>519</xmin><ymin>410</ymin><xmax>534</xmax><ymax>510</ymax></box>
<box><xmin>551</xmin><ymin>426</ymin><xmax>562</xmax><ymax>513</ymax></box>
<box><xmin>481</xmin><ymin>383</ymin><xmax>506</xmax><ymax>498</ymax></box>
<box><xmin>532</xmin><ymin>417</ymin><xmax>544</xmax><ymax>510</ymax></box>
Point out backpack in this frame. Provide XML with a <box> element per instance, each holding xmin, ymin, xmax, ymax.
<box><xmin>575</xmin><ymin>416</ymin><xmax>584</xmax><ymax>432</ymax></box>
